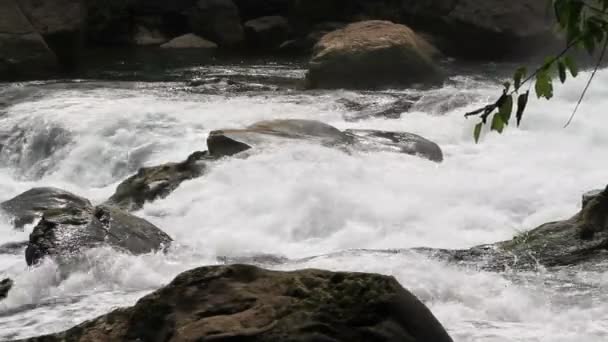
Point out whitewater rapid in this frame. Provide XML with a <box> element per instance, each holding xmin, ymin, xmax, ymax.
<box><xmin>1</xmin><ymin>63</ymin><xmax>607</xmax><ymax>341</ymax></box>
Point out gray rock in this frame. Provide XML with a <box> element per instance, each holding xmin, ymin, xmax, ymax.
<box><xmin>25</xmin><ymin>203</ymin><xmax>172</xmax><ymax>265</ymax></box>
<box><xmin>188</xmin><ymin>0</ymin><xmax>244</xmax><ymax>47</ymax></box>
<box><xmin>244</xmin><ymin>15</ymin><xmax>289</xmax><ymax>49</ymax></box>
<box><xmin>1</xmin><ymin>187</ymin><xmax>92</xmax><ymax>229</ymax></box>
<box><xmin>345</xmin><ymin>129</ymin><xmax>444</xmax><ymax>162</ymax></box>
<box><xmin>106</xmin><ymin>151</ymin><xmax>211</xmax><ymax>211</ymax></box>
<box><xmin>21</xmin><ymin>265</ymin><xmax>454</xmax><ymax>342</ymax></box>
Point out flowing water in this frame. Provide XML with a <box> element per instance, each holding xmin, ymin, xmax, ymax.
<box><xmin>0</xmin><ymin>56</ymin><xmax>607</xmax><ymax>341</ymax></box>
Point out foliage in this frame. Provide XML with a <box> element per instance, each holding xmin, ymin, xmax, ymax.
<box><xmin>466</xmin><ymin>0</ymin><xmax>608</xmax><ymax>142</ymax></box>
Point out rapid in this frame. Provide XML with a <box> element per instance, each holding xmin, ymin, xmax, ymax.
<box><xmin>1</xmin><ymin>60</ymin><xmax>607</xmax><ymax>341</ymax></box>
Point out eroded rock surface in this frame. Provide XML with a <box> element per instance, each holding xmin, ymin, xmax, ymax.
<box><xmin>21</xmin><ymin>264</ymin><xmax>454</xmax><ymax>342</ymax></box>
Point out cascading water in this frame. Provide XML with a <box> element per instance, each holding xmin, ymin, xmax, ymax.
<box><xmin>1</xmin><ymin>61</ymin><xmax>607</xmax><ymax>341</ymax></box>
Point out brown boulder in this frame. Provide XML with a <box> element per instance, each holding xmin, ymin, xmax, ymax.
<box><xmin>306</xmin><ymin>21</ymin><xmax>442</xmax><ymax>89</ymax></box>
<box><xmin>21</xmin><ymin>265</ymin><xmax>454</xmax><ymax>342</ymax></box>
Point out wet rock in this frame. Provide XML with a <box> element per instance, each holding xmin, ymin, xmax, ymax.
<box><xmin>434</xmin><ymin>186</ymin><xmax>608</xmax><ymax>270</ymax></box>
<box><xmin>160</xmin><ymin>33</ymin><xmax>218</xmax><ymax>49</ymax></box>
<box><xmin>346</xmin><ymin>129</ymin><xmax>444</xmax><ymax>163</ymax></box>
<box><xmin>85</xmin><ymin>0</ymin><xmax>132</xmax><ymax>45</ymax></box>
<box><xmin>341</xmin><ymin>97</ymin><xmax>420</xmax><ymax>121</ymax></box>
<box><xmin>0</xmin><ymin>0</ymin><xmax>57</xmax><ymax>78</ymax></box>
<box><xmin>1</xmin><ymin>187</ymin><xmax>92</xmax><ymax>229</ymax></box>
<box><xmin>233</xmin><ymin>0</ymin><xmax>289</xmax><ymax>21</ymax></box>
<box><xmin>306</xmin><ymin>21</ymin><xmax>442</xmax><ymax>89</ymax></box>
<box><xmin>0</xmin><ymin>278</ymin><xmax>12</xmax><ymax>300</ymax></box>
<box><xmin>133</xmin><ymin>25</ymin><xmax>168</xmax><ymax>46</ymax></box>
<box><xmin>22</xmin><ymin>264</ymin><xmax>454</xmax><ymax>342</ymax></box>
<box><xmin>244</xmin><ymin>16</ymin><xmax>289</xmax><ymax>49</ymax></box>
<box><xmin>0</xmin><ymin>241</ymin><xmax>29</xmax><ymax>254</ymax></box>
<box><xmin>208</xmin><ymin>119</ymin><xmax>443</xmax><ymax>162</ymax></box>
<box><xmin>106</xmin><ymin>151</ymin><xmax>211</xmax><ymax>211</ymax></box>
<box><xmin>188</xmin><ymin>0</ymin><xmax>244</xmax><ymax>47</ymax></box>
<box><xmin>17</xmin><ymin>0</ymin><xmax>85</xmax><ymax>67</ymax></box>
<box><xmin>25</xmin><ymin>203</ymin><xmax>172</xmax><ymax>265</ymax></box>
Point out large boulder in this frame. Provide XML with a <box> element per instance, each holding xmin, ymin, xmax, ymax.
<box><xmin>85</xmin><ymin>0</ymin><xmax>132</xmax><ymax>45</ymax></box>
<box><xmin>21</xmin><ymin>264</ymin><xmax>454</xmax><ymax>342</ymax></box>
<box><xmin>208</xmin><ymin>119</ymin><xmax>443</xmax><ymax>163</ymax></box>
<box><xmin>244</xmin><ymin>16</ymin><xmax>290</xmax><ymax>49</ymax></box>
<box><xmin>289</xmin><ymin>0</ymin><xmax>555</xmax><ymax>59</ymax></box>
<box><xmin>24</xmin><ymin>201</ymin><xmax>172</xmax><ymax>265</ymax></box>
<box><xmin>0</xmin><ymin>0</ymin><xmax>57</xmax><ymax>78</ymax></box>
<box><xmin>17</xmin><ymin>0</ymin><xmax>85</xmax><ymax>67</ymax></box>
<box><xmin>188</xmin><ymin>0</ymin><xmax>244</xmax><ymax>47</ymax></box>
<box><xmin>0</xmin><ymin>187</ymin><xmax>91</xmax><ymax>228</ymax></box>
<box><xmin>106</xmin><ymin>151</ymin><xmax>211</xmax><ymax>211</ymax></box>
<box><xmin>427</xmin><ymin>186</ymin><xmax>608</xmax><ymax>270</ymax></box>
<box><xmin>233</xmin><ymin>0</ymin><xmax>289</xmax><ymax>21</ymax></box>
<box><xmin>305</xmin><ymin>21</ymin><xmax>442</xmax><ymax>89</ymax></box>
<box><xmin>160</xmin><ymin>33</ymin><xmax>218</xmax><ymax>49</ymax></box>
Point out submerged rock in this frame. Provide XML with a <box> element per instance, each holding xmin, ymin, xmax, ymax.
<box><xmin>306</xmin><ymin>21</ymin><xmax>442</xmax><ymax>89</ymax></box>
<box><xmin>25</xmin><ymin>203</ymin><xmax>172</xmax><ymax>266</ymax></box>
<box><xmin>0</xmin><ymin>187</ymin><xmax>92</xmax><ymax>228</ymax></box>
<box><xmin>208</xmin><ymin>119</ymin><xmax>443</xmax><ymax>162</ymax></box>
<box><xmin>22</xmin><ymin>264</ymin><xmax>453</xmax><ymax>342</ymax></box>
<box><xmin>106</xmin><ymin>151</ymin><xmax>211</xmax><ymax>211</ymax></box>
<box><xmin>0</xmin><ymin>278</ymin><xmax>12</xmax><ymax>300</ymax></box>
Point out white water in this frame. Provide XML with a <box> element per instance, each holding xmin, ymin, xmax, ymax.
<box><xmin>1</xmin><ymin>65</ymin><xmax>607</xmax><ymax>341</ymax></box>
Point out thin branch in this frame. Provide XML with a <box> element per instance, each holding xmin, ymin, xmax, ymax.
<box><xmin>564</xmin><ymin>36</ymin><xmax>608</xmax><ymax>127</ymax></box>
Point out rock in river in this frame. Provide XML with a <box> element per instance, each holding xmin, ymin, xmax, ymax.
<box><xmin>106</xmin><ymin>151</ymin><xmax>211</xmax><ymax>211</ymax></box>
<box><xmin>25</xmin><ymin>203</ymin><xmax>171</xmax><ymax>265</ymax></box>
<box><xmin>21</xmin><ymin>264</ymin><xmax>454</xmax><ymax>342</ymax></box>
<box><xmin>208</xmin><ymin>119</ymin><xmax>443</xmax><ymax>162</ymax></box>
<box><xmin>0</xmin><ymin>278</ymin><xmax>12</xmax><ymax>300</ymax></box>
<box><xmin>0</xmin><ymin>187</ymin><xmax>91</xmax><ymax>228</ymax></box>
<box><xmin>306</xmin><ymin>20</ymin><xmax>442</xmax><ymax>89</ymax></box>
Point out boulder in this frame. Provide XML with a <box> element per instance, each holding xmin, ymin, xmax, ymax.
<box><xmin>0</xmin><ymin>0</ymin><xmax>57</xmax><ymax>78</ymax></box>
<box><xmin>289</xmin><ymin>0</ymin><xmax>555</xmax><ymax>59</ymax></box>
<box><xmin>160</xmin><ymin>33</ymin><xmax>218</xmax><ymax>49</ymax></box>
<box><xmin>106</xmin><ymin>151</ymin><xmax>211</xmax><ymax>211</ymax></box>
<box><xmin>345</xmin><ymin>129</ymin><xmax>444</xmax><ymax>163</ymax></box>
<box><xmin>244</xmin><ymin>16</ymin><xmax>290</xmax><ymax>49</ymax></box>
<box><xmin>305</xmin><ymin>21</ymin><xmax>442</xmax><ymax>89</ymax></box>
<box><xmin>208</xmin><ymin>119</ymin><xmax>443</xmax><ymax>162</ymax></box>
<box><xmin>85</xmin><ymin>0</ymin><xmax>132</xmax><ymax>45</ymax></box>
<box><xmin>427</xmin><ymin>186</ymin><xmax>608</xmax><ymax>270</ymax></box>
<box><xmin>21</xmin><ymin>264</ymin><xmax>454</xmax><ymax>342</ymax></box>
<box><xmin>0</xmin><ymin>278</ymin><xmax>12</xmax><ymax>300</ymax></box>
<box><xmin>25</xmin><ymin>202</ymin><xmax>172</xmax><ymax>265</ymax></box>
<box><xmin>17</xmin><ymin>0</ymin><xmax>85</xmax><ymax>66</ymax></box>
<box><xmin>1</xmin><ymin>187</ymin><xmax>92</xmax><ymax>229</ymax></box>
<box><xmin>188</xmin><ymin>0</ymin><xmax>244</xmax><ymax>47</ymax></box>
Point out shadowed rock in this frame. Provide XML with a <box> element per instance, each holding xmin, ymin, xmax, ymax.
<box><xmin>0</xmin><ymin>278</ymin><xmax>12</xmax><ymax>300</ymax></box>
<box><xmin>25</xmin><ymin>203</ymin><xmax>172</xmax><ymax>266</ymax></box>
<box><xmin>20</xmin><ymin>264</ymin><xmax>453</xmax><ymax>342</ymax></box>
<box><xmin>345</xmin><ymin>129</ymin><xmax>444</xmax><ymax>162</ymax></box>
<box><xmin>1</xmin><ymin>187</ymin><xmax>92</xmax><ymax>228</ymax></box>
<box><xmin>106</xmin><ymin>151</ymin><xmax>211</xmax><ymax>211</ymax></box>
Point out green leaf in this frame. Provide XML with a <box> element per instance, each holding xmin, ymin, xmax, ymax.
<box><xmin>491</xmin><ymin>113</ymin><xmax>505</xmax><ymax>133</ymax></box>
<box><xmin>516</xmin><ymin>91</ymin><xmax>529</xmax><ymax>127</ymax></box>
<box><xmin>474</xmin><ymin>122</ymin><xmax>482</xmax><ymax>143</ymax></box>
<box><xmin>535</xmin><ymin>71</ymin><xmax>553</xmax><ymax>100</ymax></box>
<box><xmin>498</xmin><ymin>95</ymin><xmax>513</xmax><ymax>125</ymax></box>
<box><xmin>513</xmin><ymin>67</ymin><xmax>527</xmax><ymax>90</ymax></box>
<box><xmin>564</xmin><ymin>56</ymin><xmax>578</xmax><ymax>77</ymax></box>
<box><xmin>558</xmin><ymin>61</ymin><xmax>567</xmax><ymax>83</ymax></box>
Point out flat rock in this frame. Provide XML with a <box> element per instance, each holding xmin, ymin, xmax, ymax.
<box><xmin>160</xmin><ymin>33</ymin><xmax>218</xmax><ymax>49</ymax></box>
<box><xmin>21</xmin><ymin>264</ymin><xmax>454</xmax><ymax>342</ymax></box>
<box><xmin>1</xmin><ymin>187</ymin><xmax>92</xmax><ymax>228</ymax></box>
